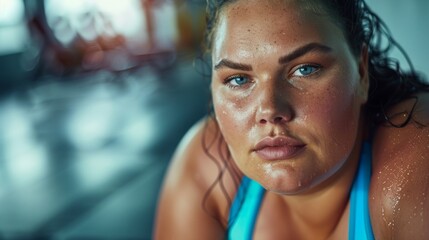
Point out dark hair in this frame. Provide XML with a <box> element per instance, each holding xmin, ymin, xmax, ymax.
<box><xmin>201</xmin><ymin>0</ymin><xmax>429</xmax><ymax>228</ymax></box>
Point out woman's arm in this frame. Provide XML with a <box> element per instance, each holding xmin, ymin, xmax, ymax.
<box><xmin>154</xmin><ymin>119</ymin><xmax>228</xmax><ymax>240</ymax></box>
<box><xmin>370</xmin><ymin>93</ymin><xmax>429</xmax><ymax>239</ymax></box>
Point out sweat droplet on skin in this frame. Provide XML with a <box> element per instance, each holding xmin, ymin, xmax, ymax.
<box><xmin>380</xmin><ymin>129</ymin><xmax>429</xmax><ymax>230</ymax></box>
<box><xmin>382</xmin><ymin>207</ymin><xmax>387</xmax><ymax>224</ymax></box>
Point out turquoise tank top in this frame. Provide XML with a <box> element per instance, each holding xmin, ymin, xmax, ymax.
<box><xmin>228</xmin><ymin>142</ymin><xmax>375</xmax><ymax>239</ymax></box>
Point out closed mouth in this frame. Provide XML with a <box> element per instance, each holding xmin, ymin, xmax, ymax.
<box><xmin>253</xmin><ymin>136</ymin><xmax>306</xmax><ymax>160</ymax></box>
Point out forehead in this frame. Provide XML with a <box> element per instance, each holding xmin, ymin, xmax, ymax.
<box><xmin>212</xmin><ymin>0</ymin><xmax>346</xmax><ymax>61</ymax></box>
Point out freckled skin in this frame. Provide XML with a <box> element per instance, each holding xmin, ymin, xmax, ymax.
<box><xmin>211</xmin><ymin>0</ymin><xmax>368</xmax><ymax>194</ymax></box>
<box><xmin>154</xmin><ymin>0</ymin><xmax>429</xmax><ymax>239</ymax></box>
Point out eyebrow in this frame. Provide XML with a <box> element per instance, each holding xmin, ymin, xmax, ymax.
<box><xmin>214</xmin><ymin>59</ymin><xmax>252</xmax><ymax>71</ymax></box>
<box><xmin>278</xmin><ymin>43</ymin><xmax>332</xmax><ymax>64</ymax></box>
<box><xmin>213</xmin><ymin>42</ymin><xmax>332</xmax><ymax>71</ymax></box>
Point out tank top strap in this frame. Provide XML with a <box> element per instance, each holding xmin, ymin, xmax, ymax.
<box><xmin>227</xmin><ymin>176</ymin><xmax>265</xmax><ymax>239</ymax></box>
<box><xmin>348</xmin><ymin>141</ymin><xmax>375</xmax><ymax>240</ymax></box>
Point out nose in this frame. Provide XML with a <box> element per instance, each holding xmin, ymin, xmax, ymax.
<box><xmin>256</xmin><ymin>84</ymin><xmax>294</xmax><ymax>125</ymax></box>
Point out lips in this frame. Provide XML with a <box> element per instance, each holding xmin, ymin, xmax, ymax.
<box><xmin>253</xmin><ymin>136</ymin><xmax>306</xmax><ymax>160</ymax></box>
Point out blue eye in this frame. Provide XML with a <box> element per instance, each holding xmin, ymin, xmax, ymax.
<box><xmin>293</xmin><ymin>65</ymin><xmax>320</xmax><ymax>77</ymax></box>
<box><xmin>226</xmin><ymin>75</ymin><xmax>250</xmax><ymax>87</ymax></box>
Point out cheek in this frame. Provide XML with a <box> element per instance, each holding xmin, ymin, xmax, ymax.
<box><xmin>211</xmin><ymin>86</ymin><xmax>258</xmax><ymax>167</ymax></box>
<box><xmin>312</xmin><ymin>86</ymin><xmax>358</xmax><ymax>125</ymax></box>
<box><xmin>306</xmin><ymin>79</ymin><xmax>361</xmax><ymax>155</ymax></box>
<box><xmin>212</xmin><ymin>88</ymin><xmax>250</xmax><ymax>141</ymax></box>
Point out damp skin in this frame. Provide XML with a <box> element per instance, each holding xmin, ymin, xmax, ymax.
<box><xmin>210</xmin><ymin>0</ymin><xmax>369</xmax><ymax>194</ymax></box>
<box><xmin>154</xmin><ymin>0</ymin><xmax>429</xmax><ymax>239</ymax></box>
<box><xmin>370</xmin><ymin>123</ymin><xmax>429</xmax><ymax>238</ymax></box>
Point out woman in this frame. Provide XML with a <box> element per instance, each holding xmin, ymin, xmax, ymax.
<box><xmin>155</xmin><ymin>0</ymin><xmax>429</xmax><ymax>239</ymax></box>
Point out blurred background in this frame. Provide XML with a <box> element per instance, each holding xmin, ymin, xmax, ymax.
<box><xmin>0</xmin><ymin>0</ymin><xmax>427</xmax><ymax>239</ymax></box>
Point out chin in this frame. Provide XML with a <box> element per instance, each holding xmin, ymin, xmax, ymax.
<box><xmin>261</xmin><ymin>170</ymin><xmax>329</xmax><ymax>196</ymax></box>
<box><xmin>259</xmin><ymin>173</ymin><xmax>309</xmax><ymax>195</ymax></box>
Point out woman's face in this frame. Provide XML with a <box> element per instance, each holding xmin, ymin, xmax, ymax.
<box><xmin>211</xmin><ymin>0</ymin><xmax>369</xmax><ymax>194</ymax></box>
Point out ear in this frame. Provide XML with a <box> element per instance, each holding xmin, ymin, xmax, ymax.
<box><xmin>358</xmin><ymin>45</ymin><xmax>370</xmax><ymax>104</ymax></box>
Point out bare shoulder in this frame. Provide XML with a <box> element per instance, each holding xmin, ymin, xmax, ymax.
<box><xmin>370</xmin><ymin>92</ymin><xmax>429</xmax><ymax>239</ymax></box>
<box><xmin>154</xmin><ymin>117</ymin><xmax>237</xmax><ymax>239</ymax></box>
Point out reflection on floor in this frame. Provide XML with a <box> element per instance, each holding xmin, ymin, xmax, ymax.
<box><xmin>0</xmin><ymin>56</ymin><xmax>211</xmax><ymax>239</ymax></box>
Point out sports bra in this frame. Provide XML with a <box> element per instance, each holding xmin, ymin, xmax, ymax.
<box><xmin>227</xmin><ymin>141</ymin><xmax>374</xmax><ymax>240</ymax></box>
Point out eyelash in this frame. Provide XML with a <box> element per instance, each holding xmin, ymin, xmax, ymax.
<box><xmin>222</xmin><ymin>64</ymin><xmax>322</xmax><ymax>89</ymax></box>
<box><xmin>290</xmin><ymin>64</ymin><xmax>321</xmax><ymax>78</ymax></box>
<box><xmin>224</xmin><ymin>74</ymin><xmax>252</xmax><ymax>89</ymax></box>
